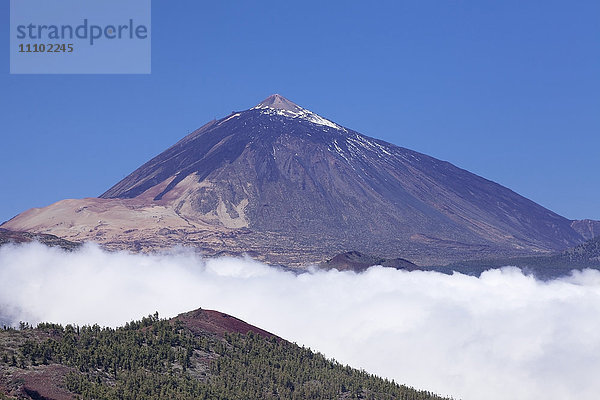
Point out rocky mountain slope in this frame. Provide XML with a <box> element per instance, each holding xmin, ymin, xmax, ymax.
<box><xmin>321</xmin><ymin>251</ymin><xmax>420</xmax><ymax>272</ymax></box>
<box><xmin>571</xmin><ymin>219</ymin><xmax>600</xmax><ymax>241</ymax></box>
<box><xmin>0</xmin><ymin>309</ymin><xmax>450</xmax><ymax>400</ymax></box>
<box><xmin>0</xmin><ymin>229</ymin><xmax>79</xmax><ymax>251</ymax></box>
<box><xmin>1</xmin><ymin>95</ymin><xmax>589</xmax><ymax>265</ymax></box>
<box><xmin>438</xmin><ymin>235</ymin><xmax>600</xmax><ymax>279</ymax></box>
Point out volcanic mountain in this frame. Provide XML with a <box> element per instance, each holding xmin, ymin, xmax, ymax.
<box><xmin>1</xmin><ymin>95</ymin><xmax>590</xmax><ymax>265</ymax></box>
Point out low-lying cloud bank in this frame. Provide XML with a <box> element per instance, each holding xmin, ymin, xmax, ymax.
<box><xmin>1</xmin><ymin>243</ymin><xmax>599</xmax><ymax>400</ymax></box>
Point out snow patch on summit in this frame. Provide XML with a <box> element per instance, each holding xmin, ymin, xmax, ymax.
<box><xmin>252</xmin><ymin>94</ymin><xmax>346</xmax><ymax>131</ymax></box>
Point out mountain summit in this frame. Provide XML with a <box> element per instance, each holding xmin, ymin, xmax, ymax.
<box><xmin>254</xmin><ymin>94</ymin><xmax>303</xmax><ymax>111</ymax></box>
<box><xmin>2</xmin><ymin>95</ymin><xmax>588</xmax><ymax>265</ymax></box>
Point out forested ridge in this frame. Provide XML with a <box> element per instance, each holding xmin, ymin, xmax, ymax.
<box><xmin>0</xmin><ymin>312</ymin><xmax>453</xmax><ymax>400</ymax></box>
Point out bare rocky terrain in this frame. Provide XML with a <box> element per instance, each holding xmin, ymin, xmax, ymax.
<box><xmin>571</xmin><ymin>219</ymin><xmax>600</xmax><ymax>241</ymax></box>
<box><xmin>320</xmin><ymin>251</ymin><xmax>420</xmax><ymax>272</ymax></box>
<box><xmin>0</xmin><ymin>228</ymin><xmax>79</xmax><ymax>251</ymax></box>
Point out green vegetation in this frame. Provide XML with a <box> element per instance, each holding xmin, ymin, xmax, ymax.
<box><xmin>0</xmin><ymin>314</ymin><xmax>451</xmax><ymax>400</ymax></box>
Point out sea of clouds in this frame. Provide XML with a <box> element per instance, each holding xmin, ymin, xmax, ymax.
<box><xmin>1</xmin><ymin>242</ymin><xmax>599</xmax><ymax>400</ymax></box>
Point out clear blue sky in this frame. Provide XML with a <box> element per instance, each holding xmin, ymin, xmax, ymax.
<box><xmin>1</xmin><ymin>1</ymin><xmax>599</xmax><ymax>223</ymax></box>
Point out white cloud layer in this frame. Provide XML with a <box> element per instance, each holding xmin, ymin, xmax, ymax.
<box><xmin>1</xmin><ymin>242</ymin><xmax>599</xmax><ymax>400</ymax></box>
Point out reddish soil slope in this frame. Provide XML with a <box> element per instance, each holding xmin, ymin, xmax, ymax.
<box><xmin>173</xmin><ymin>308</ymin><xmax>279</xmax><ymax>340</ymax></box>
